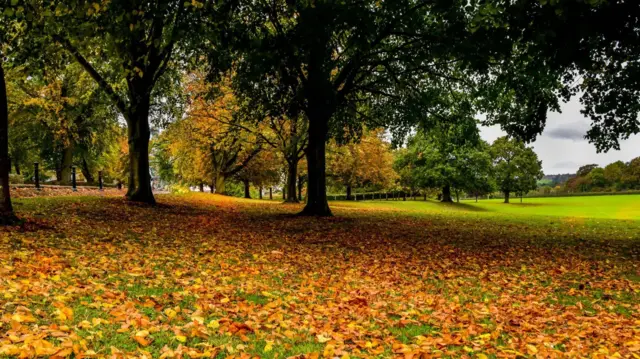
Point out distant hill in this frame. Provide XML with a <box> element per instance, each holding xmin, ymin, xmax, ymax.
<box><xmin>539</xmin><ymin>173</ymin><xmax>574</xmax><ymax>187</ymax></box>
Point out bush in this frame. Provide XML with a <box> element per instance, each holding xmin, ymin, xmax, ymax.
<box><xmin>169</xmin><ymin>184</ymin><xmax>191</xmax><ymax>194</ymax></box>
<box><xmin>9</xmin><ymin>173</ymin><xmax>24</xmax><ymax>184</ymax></box>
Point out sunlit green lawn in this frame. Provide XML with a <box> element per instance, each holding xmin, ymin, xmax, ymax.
<box><xmin>333</xmin><ymin>194</ymin><xmax>640</xmax><ymax>220</ymax></box>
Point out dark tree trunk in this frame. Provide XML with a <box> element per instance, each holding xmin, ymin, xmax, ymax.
<box><xmin>403</xmin><ymin>191</ymin><xmax>406</xmax><ymax>201</ymax></box>
<box><xmin>441</xmin><ymin>185</ymin><xmax>453</xmax><ymax>203</ymax></box>
<box><xmin>126</xmin><ymin>95</ymin><xmax>155</xmax><ymax>204</ymax></box>
<box><xmin>504</xmin><ymin>191</ymin><xmax>510</xmax><ymax>203</ymax></box>
<box><xmin>243</xmin><ymin>179</ymin><xmax>251</xmax><ymax>199</ymax></box>
<box><xmin>259</xmin><ymin>186</ymin><xmax>263</xmax><ymax>200</ymax></box>
<box><xmin>520</xmin><ymin>195</ymin><xmax>523</xmax><ymax>203</ymax></box>
<box><xmin>424</xmin><ymin>192</ymin><xmax>427</xmax><ymax>201</ymax></box>
<box><xmin>346</xmin><ymin>185</ymin><xmax>352</xmax><ymax>201</ymax></box>
<box><xmin>285</xmin><ymin>160</ymin><xmax>299</xmax><ymax>203</ymax></box>
<box><xmin>269</xmin><ymin>187</ymin><xmax>273</xmax><ymax>200</ymax></box>
<box><xmin>81</xmin><ymin>157</ymin><xmax>94</xmax><ymax>183</ymax></box>
<box><xmin>199</xmin><ymin>182</ymin><xmax>204</xmax><ymax>192</ymax></box>
<box><xmin>300</xmin><ymin>112</ymin><xmax>331</xmax><ymax>216</ymax></box>
<box><xmin>0</xmin><ymin>62</ymin><xmax>16</xmax><ymax>224</ymax></box>
<box><xmin>455</xmin><ymin>190</ymin><xmax>460</xmax><ymax>203</ymax></box>
<box><xmin>298</xmin><ymin>175</ymin><xmax>304</xmax><ymax>201</ymax></box>
<box><xmin>14</xmin><ymin>162</ymin><xmax>20</xmax><ymax>175</ymax></box>
<box><xmin>60</xmin><ymin>145</ymin><xmax>74</xmax><ymax>185</ymax></box>
<box><xmin>55</xmin><ymin>167</ymin><xmax>62</xmax><ymax>182</ymax></box>
<box><xmin>210</xmin><ymin>180</ymin><xmax>215</xmax><ymax>193</ymax></box>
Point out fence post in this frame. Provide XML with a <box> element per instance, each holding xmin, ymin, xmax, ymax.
<box><xmin>34</xmin><ymin>162</ymin><xmax>40</xmax><ymax>190</ymax></box>
<box><xmin>98</xmin><ymin>170</ymin><xmax>103</xmax><ymax>191</ymax></box>
<box><xmin>71</xmin><ymin>166</ymin><xmax>77</xmax><ymax>191</ymax></box>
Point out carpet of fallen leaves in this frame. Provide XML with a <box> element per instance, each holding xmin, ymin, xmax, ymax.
<box><xmin>1</xmin><ymin>193</ymin><xmax>639</xmax><ymax>359</ymax></box>
<box><xmin>10</xmin><ymin>186</ymin><xmax>124</xmax><ymax>199</ymax></box>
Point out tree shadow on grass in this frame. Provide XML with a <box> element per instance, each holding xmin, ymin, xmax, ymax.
<box><xmin>433</xmin><ymin>201</ymin><xmax>490</xmax><ymax>212</ymax></box>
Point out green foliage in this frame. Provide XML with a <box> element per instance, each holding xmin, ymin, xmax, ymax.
<box><xmin>490</xmin><ymin>136</ymin><xmax>543</xmax><ymax>201</ymax></box>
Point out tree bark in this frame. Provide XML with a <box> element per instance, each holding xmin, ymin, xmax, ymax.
<box><xmin>441</xmin><ymin>185</ymin><xmax>453</xmax><ymax>203</ymax></box>
<box><xmin>243</xmin><ymin>179</ymin><xmax>251</xmax><ymax>199</ymax></box>
<box><xmin>346</xmin><ymin>185</ymin><xmax>352</xmax><ymax>201</ymax></box>
<box><xmin>125</xmin><ymin>95</ymin><xmax>155</xmax><ymax>204</ymax></box>
<box><xmin>300</xmin><ymin>112</ymin><xmax>331</xmax><ymax>216</ymax></box>
<box><xmin>0</xmin><ymin>62</ymin><xmax>16</xmax><ymax>224</ymax></box>
<box><xmin>504</xmin><ymin>191</ymin><xmax>510</xmax><ymax>203</ymax></box>
<box><xmin>298</xmin><ymin>175</ymin><xmax>304</xmax><ymax>201</ymax></box>
<box><xmin>81</xmin><ymin>157</ymin><xmax>94</xmax><ymax>183</ymax></box>
<box><xmin>259</xmin><ymin>186</ymin><xmax>263</xmax><ymax>200</ymax></box>
<box><xmin>284</xmin><ymin>160</ymin><xmax>299</xmax><ymax>203</ymax></box>
<box><xmin>269</xmin><ymin>187</ymin><xmax>273</xmax><ymax>200</ymax></box>
<box><xmin>14</xmin><ymin>162</ymin><xmax>20</xmax><ymax>175</ymax></box>
<box><xmin>210</xmin><ymin>180</ymin><xmax>214</xmax><ymax>193</ymax></box>
<box><xmin>215</xmin><ymin>175</ymin><xmax>226</xmax><ymax>195</ymax></box>
<box><xmin>199</xmin><ymin>182</ymin><xmax>204</xmax><ymax>192</ymax></box>
<box><xmin>60</xmin><ymin>145</ymin><xmax>74</xmax><ymax>185</ymax></box>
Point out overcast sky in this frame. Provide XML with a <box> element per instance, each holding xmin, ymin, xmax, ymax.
<box><xmin>480</xmin><ymin>98</ymin><xmax>640</xmax><ymax>175</ymax></box>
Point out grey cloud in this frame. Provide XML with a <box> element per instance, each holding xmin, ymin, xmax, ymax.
<box><xmin>552</xmin><ymin>161</ymin><xmax>578</xmax><ymax>169</ymax></box>
<box><xmin>545</xmin><ymin>126</ymin><xmax>587</xmax><ymax>141</ymax></box>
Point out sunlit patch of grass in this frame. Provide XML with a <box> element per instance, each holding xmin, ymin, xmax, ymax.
<box><xmin>389</xmin><ymin>324</ymin><xmax>439</xmax><ymax>344</ymax></box>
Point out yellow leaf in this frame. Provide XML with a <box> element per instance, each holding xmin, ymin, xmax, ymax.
<box><xmin>164</xmin><ymin>308</ymin><xmax>177</xmax><ymax>319</ymax></box>
<box><xmin>207</xmin><ymin>320</ymin><xmax>220</xmax><ymax>329</ymax></box>
<box><xmin>526</xmin><ymin>344</ymin><xmax>538</xmax><ymax>355</ymax></box>
<box><xmin>264</xmin><ymin>341</ymin><xmax>274</xmax><ymax>353</ymax></box>
<box><xmin>175</xmin><ymin>335</ymin><xmax>187</xmax><ymax>343</ymax></box>
<box><xmin>463</xmin><ymin>346</ymin><xmax>474</xmax><ymax>353</ymax></box>
<box><xmin>323</xmin><ymin>343</ymin><xmax>335</xmax><ymax>358</ymax></box>
<box><xmin>220</xmin><ymin>297</ymin><xmax>230</xmax><ymax>303</ymax></box>
<box><xmin>317</xmin><ymin>334</ymin><xmax>331</xmax><ymax>343</ymax></box>
<box><xmin>477</xmin><ymin>354</ymin><xmax>488</xmax><ymax>359</ymax></box>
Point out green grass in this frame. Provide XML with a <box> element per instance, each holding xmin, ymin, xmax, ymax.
<box><xmin>331</xmin><ymin>194</ymin><xmax>640</xmax><ymax>220</ymax></box>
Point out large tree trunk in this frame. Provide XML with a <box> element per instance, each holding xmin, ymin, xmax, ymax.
<box><xmin>298</xmin><ymin>175</ymin><xmax>304</xmax><ymax>201</ymax></box>
<box><xmin>243</xmin><ymin>179</ymin><xmax>251</xmax><ymax>199</ymax></box>
<box><xmin>300</xmin><ymin>113</ymin><xmax>331</xmax><ymax>216</ymax></box>
<box><xmin>14</xmin><ymin>162</ymin><xmax>20</xmax><ymax>175</ymax></box>
<box><xmin>126</xmin><ymin>95</ymin><xmax>155</xmax><ymax>204</ymax></box>
<box><xmin>199</xmin><ymin>182</ymin><xmax>204</xmax><ymax>192</ymax></box>
<box><xmin>284</xmin><ymin>159</ymin><xmax>299</xmax><ymax>203</ymax></box>
<box><xmin>60</xmin><ymin>145</ymin><xmax>74</xmax><ymax>185</ymax></box>
<box><xmin>504</xmin><ymin>191</ymin><xmax>510</xmax><ymax>203</ymax></box>
<box><xmin>259</xmin><ymin>186</ymin><xmax>263</xmax><ymax>200</ymax></box>
<box><xmin>346</xmin><ymin>185</ymin><xmax>352</xmax><ymax>201</ymax></box>
<box><xmin>81</xmin><ymin>157</ymin><xmax>94</xmax><ymax>183</ymax></box>
<box><xmin>0</xmin><ymin>62</ymin><xmax>16</xmax><ymax>224</ymax></box>
<box><xmin>215</xmin><ymin>174</ymin><xmax>226</xmax><ymax>195</ymax></box>
<box><xmin>441</xmin><ymin>185</ymin><xmax>453</xmax><ymax>203</ymax></box>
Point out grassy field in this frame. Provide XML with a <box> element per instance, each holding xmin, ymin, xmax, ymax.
<box><xmin>334</xmin><ymin>194</ymin><xmax>640</xmax><ymax>220</ymax></box>
<box><xmin>0</xmin><ymin>193</ymin><xmax>639</xmax><ymax>359</ymax></box>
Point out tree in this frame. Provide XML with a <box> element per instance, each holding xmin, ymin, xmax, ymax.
<box><xmin>576</xmin><ymin>164</ymin><xmax>599</xmax><ymax>178</ymax></box>
<box><xmin>163</xmin><ymin>73</ymin><xmax>261</xmax><ymax>194</ymax></box>
<box><xmin>476</xmin><ymin>1</ymin><xmax>640</xmax><ymax>152</ymax></box>
<box><xmin>234</xmin><ymin>0</ymin><xmax>513</xmax><ymax>215</ymax></box>
<box><xmin>491</xmin><ymin>137</ymin><xmax>543</xmax><ymax>203</ymax></box>
<box><xmin>604</xmin><ymin>161</ymin><xmax>627</xmax><ymax>190</ymax></box>
<box><xmin>43</xmin><ymin>0</ymin><xmax>230</xmax><ymax>204</ymax></box>
<box><xmin>8</xmin><ymin>60</ymin><xmax>117</xmax><ymax>184</ymax></box>
<box><xmin>327</xmin><ymin>128</ymin><xmax>396</xmax><ymax>200</ymax></box>
<box><xmin>233</xmin><ymin>148</ymin><xmax>281</xmax><ymax>199</ymax></box>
